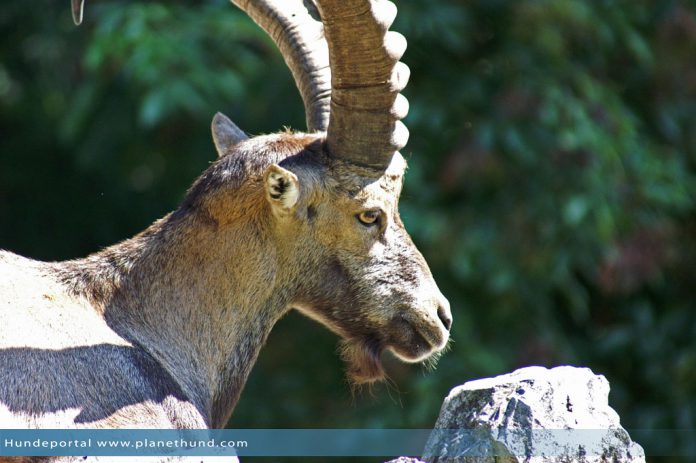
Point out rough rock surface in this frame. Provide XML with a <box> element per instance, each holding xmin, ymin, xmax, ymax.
<box><xmin>384</xmin><ymin>458</ymin><xmax>427</xmax><ymax>463</ymax></box>
<box><xmin>421</xmin><ymin>365</ymin><xmax>645</xmax><ymax>463</ymax></box>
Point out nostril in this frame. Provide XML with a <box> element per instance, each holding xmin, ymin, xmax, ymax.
<box><xmin>437</xmin><ymin>304</ymin><xmax>453</xmax><ymax>331</ymax></box>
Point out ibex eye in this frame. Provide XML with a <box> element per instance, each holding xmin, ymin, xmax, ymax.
<box><xmin>357</xmin><ymin>210</ymin><xmax>380</xmax><ymax>226</ymax></box>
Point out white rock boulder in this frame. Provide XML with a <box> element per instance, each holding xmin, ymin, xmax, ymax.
<box><xmin>421</xmin><ymin>366</ymin><xmax>645</xmax><ymax>463</ymax></box>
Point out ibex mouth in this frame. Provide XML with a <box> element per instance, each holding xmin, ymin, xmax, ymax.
<box><xmin>338</xmin><ymin>312</ymin><xmax>449</xmax><ymax>386</ymax></box>
<box><xmin>385</xmin><ymin>313</ymin><xmax>450</xmax><ymax>364</ymax></box>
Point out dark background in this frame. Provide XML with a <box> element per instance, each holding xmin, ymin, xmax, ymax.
<box><xmin>1</xmin><ymin>0</ymin><xmax>695</xmax><ymax>461</ymax></box>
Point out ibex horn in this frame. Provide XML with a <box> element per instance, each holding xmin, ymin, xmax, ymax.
<box><xmin>73</xmin><ymin>0</ymin><xmax>407</xmax><ymax>170</ymax></box>
<box><xmin>231</xmin><ymin>0</ymin><xmax>331</xmax><ymax>133</ymax></box>
<box><xmin>234</xmin><ymin>0</ymin><xmax>408</xmax><ymax>170</ymax></box>
<box><xmin>71</xmin><ymin>0</ymin><xmax>85</xmax><ymax>25</ymax></box>
<box><xmin>317</xmin><ymin>0</ymin><xmax>410</xmax><ymax>170</ymax></box>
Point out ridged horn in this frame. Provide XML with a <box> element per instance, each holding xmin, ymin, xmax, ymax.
<box><xmin>316</xmin><ymin>0</ymin><xmax>410</xmax><ymax>169</ymax></box>
<box><xmin>231</xmin><ymin>0</ymin><xmax>331</xmax><ymax>132</ymax></box>
<box><xmin>70</xmin><ymin>0</ymin><xmax>332</xmax><ymax>130</ymax></box>
<box><xmin>73</xmin><ymin>0</ymin><xmax>407</xmax><ymax>170</ymax></box>
<box><xmin>71</xmin><ymin>0</ymin><xmax>331</xmax><ymax>132</ymax></box>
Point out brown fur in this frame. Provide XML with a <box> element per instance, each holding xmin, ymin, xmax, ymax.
<box><xmin>0</xmin><ymin>132</ymin><xmax>451</xmax><ymax>463</ymax></box>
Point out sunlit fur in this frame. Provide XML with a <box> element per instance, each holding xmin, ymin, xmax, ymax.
<box><xmin>0</xmin><ymin>132</ymin><xmax>450</xmax><ymax>436</ymax></box>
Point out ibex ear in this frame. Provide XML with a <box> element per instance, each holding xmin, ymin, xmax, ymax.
<box><xmin>264</xmin><ymin>164</ymin><xmax>300</xmax><ymax>213</ymax></box>
<box><xmin>211</xmin><ymin>112</ymin><xmax>248</xmax><ymax>157</ymax></box>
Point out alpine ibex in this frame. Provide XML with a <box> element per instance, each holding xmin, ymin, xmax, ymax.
<box><xmin>0</xmin><ymin>0</ymin><xmax>452</xmax><ymax>437</ymax></box>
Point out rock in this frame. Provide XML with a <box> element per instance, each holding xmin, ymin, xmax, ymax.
<box><xmin>422</xmin><ymin>365</ymin><xmax>645</xmax><ymax>463</ymax></box>
<box><xmin>384</xmin><ymin>458</ymin><xmax>427</xmax><ymax>463</ymax></box>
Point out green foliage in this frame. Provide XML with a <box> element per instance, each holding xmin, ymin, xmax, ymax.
<box><xmin>1</xmin><ymin>0</ymin><xmax>695</xmax><ymax>461</ymax></box>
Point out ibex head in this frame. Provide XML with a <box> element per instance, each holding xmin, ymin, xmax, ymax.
<box><xmin>74</xmin><ymin>0</ymin><xmax>452</xmax><ymax>385</ymax></box>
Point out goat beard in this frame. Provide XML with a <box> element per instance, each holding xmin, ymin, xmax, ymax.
<box><xmin>339</xmin><ymin>337</ymin><xmax>385</xmax><ymax>385</ymax></box>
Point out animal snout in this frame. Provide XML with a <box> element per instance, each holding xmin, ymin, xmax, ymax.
<box><xmin>382</xmin><ymin>291</ymin><xmax>452</xmax><ymax>363</ymax></box>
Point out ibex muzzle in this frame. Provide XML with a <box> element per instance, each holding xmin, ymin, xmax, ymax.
<box><xmin>0</xmin><ymin>0</ymin><xmax>451</xmax><ymax>435</ymax></box>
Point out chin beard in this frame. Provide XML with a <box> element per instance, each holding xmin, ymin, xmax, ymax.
<box><xmin>339</xmin><ymin>337</ymin><xmax>385</xmax><ymax>385</ymax></box>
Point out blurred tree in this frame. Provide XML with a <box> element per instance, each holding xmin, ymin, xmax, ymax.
<box><xmin>1</xmin><ymin>0</ymin><xmax>695</xmax><ymax>461</ymax></box>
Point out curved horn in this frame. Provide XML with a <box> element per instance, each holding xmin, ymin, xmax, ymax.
<box><xmin>231</xmin><ymin>0</ymin><xmax>331</xmax><ymax>132</ymax></box>
<box><xmin>71</xmin><ymin>0</ymin><xmax>406</xmax><ymax>168</ymax></box>
<box><xmin>317</xmin><ymin>0</ymin><xmax>410</xmax><ymax>169</ymax></box>
<box><xmin>71</xmin><ymin>0</ymin><xmax>85</xmax><ymax>25</ymax></box>
<box><xmin>69</xmin><ymin>0</ymin><xmax>331</xmax><ymax>131</ymax></box>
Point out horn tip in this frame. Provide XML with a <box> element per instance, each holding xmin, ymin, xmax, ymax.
<box><xmin>71</xmin><ymin>0</ymin><xmax>85</xmax><ymax>25</ymax></box>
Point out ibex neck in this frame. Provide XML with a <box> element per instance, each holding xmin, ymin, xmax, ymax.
<box><xmin>64</xmin><ymin>205</ymin><xmax>291</xmax><ymax>427</ymax></box>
